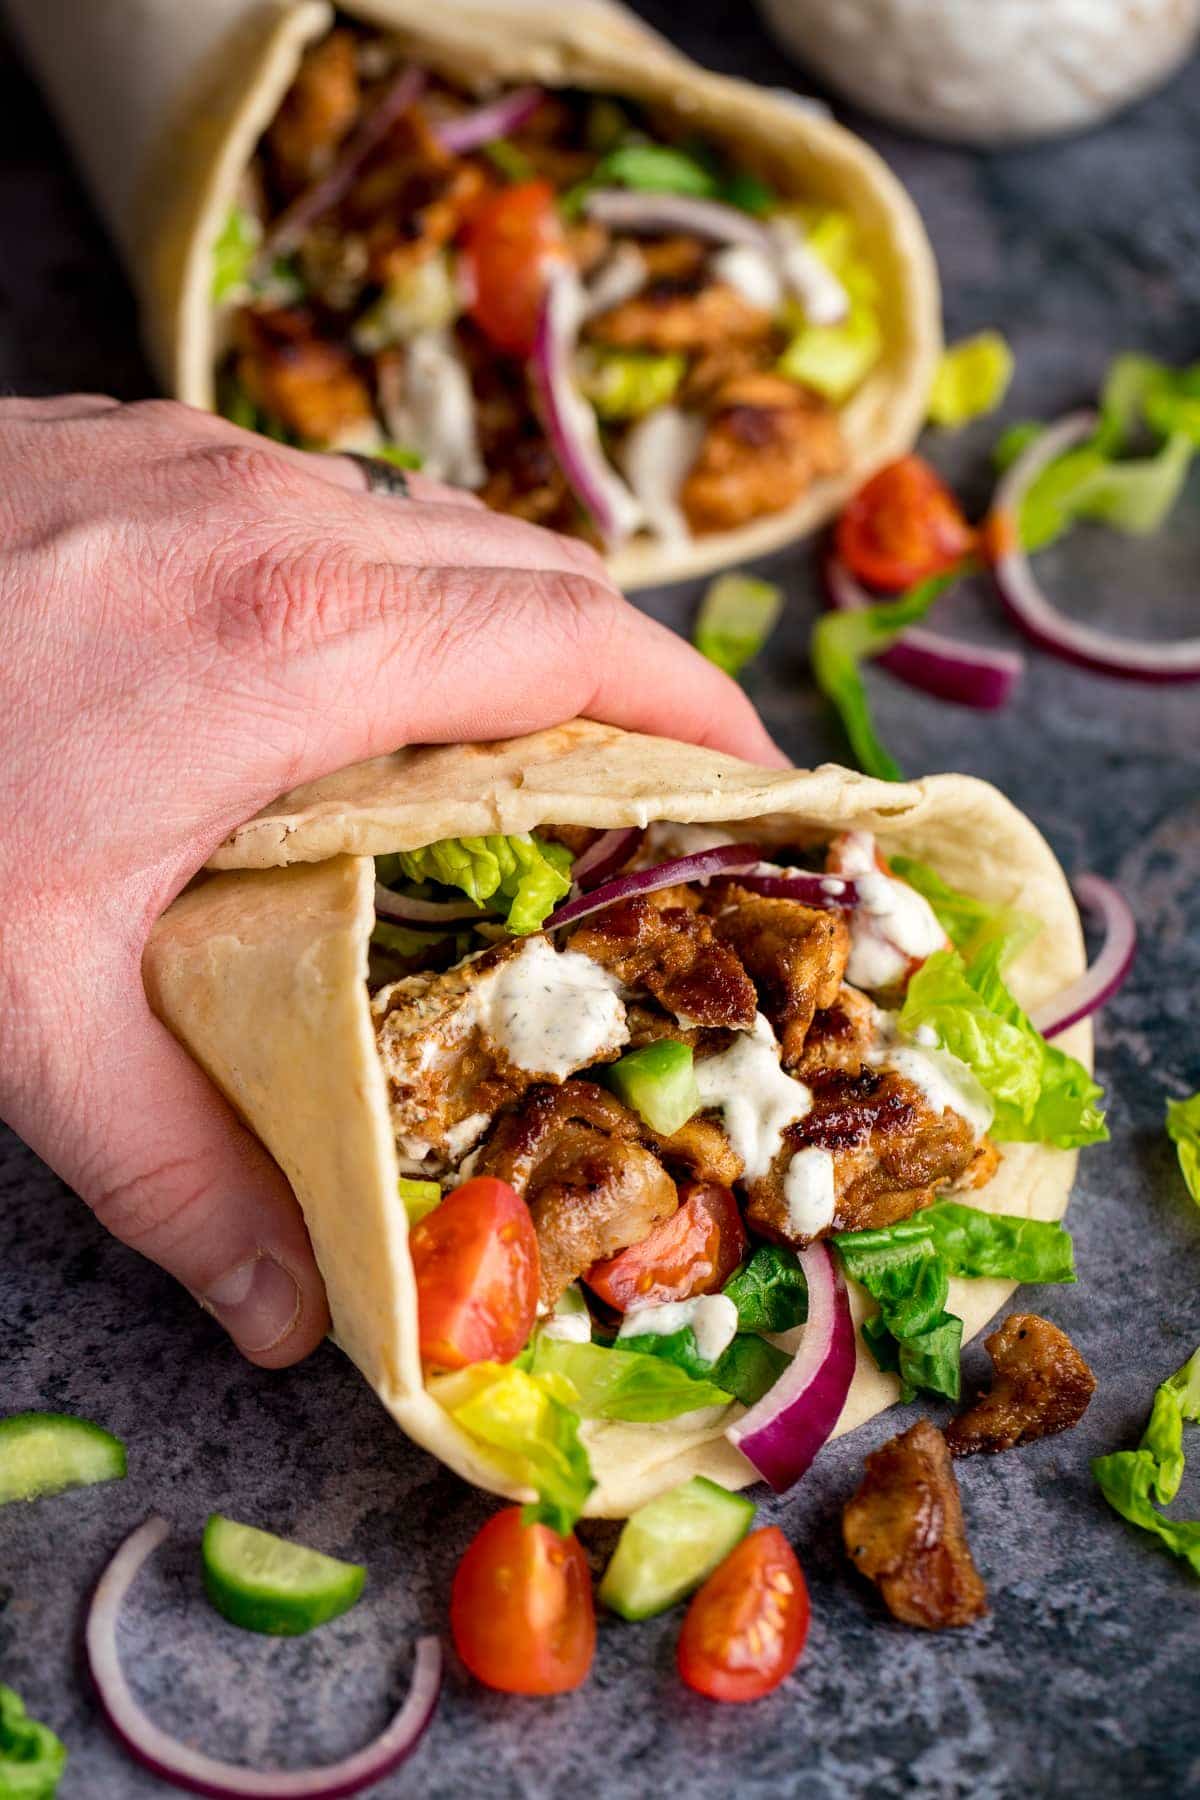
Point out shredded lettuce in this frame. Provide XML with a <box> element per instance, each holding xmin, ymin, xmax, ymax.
<box><xmin>519</xmin><ymin>1336</ymin><xmax>732</xmax><ymax>1422</ymax></box>
<box><xmin>722</xmin><ymin>1245</ymin><xmax>808</xmax><ymax>1334</ymax></box>
<box><xmin>435</xmin><ymin>1362</ymin><xmax>595</xmax><ymax>1532</ymax></box>
<box><xmin>212</xmin><ymin>205</ymin><xmax>261</xmax><ymax>304</ymax></box>
<box><xmin>1093</xmin><ymin>1346</ymin><xmax>1200</xmax><ymax>1578</ymax></box>
<box><xmin>482</xmin><ymin>138</ymin><xmax>537</xmax><ymax>183</ymax></box>
<box><xmin>0</xmin><ymin>1685</ymin><xmax>67</xmax><ymax>1800</ymax></box>
<box><xmin>888</xmin><ymin>855</ymin><xmax>1040</xmax><ymax>968</ymax></box>
<box><xmin>924</xmin><ymin>1200</ymin><xmax>1076</xmax><ymax>1284</ymax></box>
<box><xmin>776</xmin><ymin>207</ymin><xmax>882</xmax><ymax>400</ymax></box>
<box><xmin>615</xmin><ymin>1324</ymin><xmax>788</xmax><ymax>1407</ymax></box>
<box><xmin>397</xmin><ymin>1177</ymin><xmax>442</xmax><ymax>1224</ymax></box>
<box><xmin>595</xmin><ymin>142</ymin><xmax>720</xmax><ymax>197</ymax></box>
<box><xmin>928</xmin><ymin>332</ymin><xmax>1014</xmax><ymax>428</ymax></box>
<box><xmin>577</xmin><ymin>347</ymin><xmax>686</xmax><ymax>421</ymax></box>
<box><xmin>809</xmin><ymin>571</ymin><xmax>958</xmax><ymax>780</ymax></box>
<box><xmin>898</xmin><ymin>942</ymin><xmax>1107</xmax><ymax>1147</ymax></box>
<box><xmin>693</xmin><ymin>572</ymin><xmax>784</xmax><ymax>679</ymax></box>
<box><xmin>352</xmin><ymin>253</ymin><xmax>460</xmax><ymax>352</ymax></box>
<box><xmin>391</xmin><ymin>833</ymin><xmax>572</xmax><ymax>935</ymax></box>
<box><xmin>1166</xmin><ymin>1092</ymin><xmax>1200</xmax><ymax>1204</ymax></box>
<box><xmin>374</xmin><ymin>445</ymin><xmax>424</xmax><ymax>470</ymax></box>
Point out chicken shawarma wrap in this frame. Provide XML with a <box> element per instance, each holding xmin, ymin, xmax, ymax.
<box><xmin>143</xmin><ymin>723</ymin><xmax>1103</xmax><ymax>1519</ymax></box>
<box><xmin>8</xmin><ymin>0</ymin><xmax>939</xmax><ymax>587</ymax></box>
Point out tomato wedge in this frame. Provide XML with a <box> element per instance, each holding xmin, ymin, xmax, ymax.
<box><xmin>585</xmin><ymin>1181</ymin><xmax>747</xmax><ymax>1313</ymax></box>
<box><xmin>677</xmin><ymin>1526</ymin><xmax>809</xmax><ymax>1703</ymax></box>
<box><xmin>451</xmin><ymin>1507</ymin><xmax>596</xmax><ymax>1695</ymax></box>
<box><xmin>461</xmin><ymin>179</ymin><xmax>567</xmax><ymax>357</ymax></box>
<box><xmin>835</xmin><ymin>454</ymin><xmax>976</xmax><ymax>592</ymax></box>
<box><xmin>410</xmin><ymin>1176</ymin><xmax>539</xmax><ymax>1370</ymax></box>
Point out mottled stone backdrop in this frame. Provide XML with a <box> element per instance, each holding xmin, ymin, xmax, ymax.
<box><xmin>1</xmin><ymin>4</ymin><xmax>1198</xmax><ymax>1796</ymax></box>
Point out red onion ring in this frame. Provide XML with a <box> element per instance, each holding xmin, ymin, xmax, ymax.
<box><xmin>727</xmin><ymin>872</ymin><xmax>859</xmax><ymax>911</ymax></box>
<box><xmin>570</xmin><ymin>827</ymin><xmax>644</xmax><ymax>890</ymax></box>
<box><xmin>825</xmin><ymin>554</ymin><xmax>1024</xmax><ymax>711</ymax></box>
<box><xmin>1029</xmin><ymin>873</ymin><xmax>1136</xmax><ymax>1040</ymax></box>
<box><xmin>549</xmin><ymin>844</ymin><xmax>764</xmax><ymax>929</ymax></box>
<box><xmin>432</xmin><ymin>86</ymin><xmax>544</xmax><ymax>153</ymax></box>
<box><xmin>86</xmin><ymin>1516</ymin><xmax>442</xmax><ymax>1800</ymax></box>
<box><xmin>988</xmin><ymin>410</ymin><xmax>1200</xmax><ymax>683</ymax></box>
<box><xmin>264</xmin><ymin>66</ymin><xmax>425</xmax><ymax>259</ymax></box>
<box><xmin>583</xmin><ymin>189</ymin><xmax>770</xmax><ymax>249</ymax></box>
<box><xmin>726</xmin><ymin>1241</ymin><xmax>855</xmax><ymax>1492</ymax></box>
<box><xmin>375</xmin><ymin>882</ymin><xmax>491</xmax><ymax>925</ymax></box>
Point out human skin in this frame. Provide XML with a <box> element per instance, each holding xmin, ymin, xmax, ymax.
<box><xmin>0</xmin><ymin>395</ymin><xmax>785</xmax><ymax>1369</ymax></box>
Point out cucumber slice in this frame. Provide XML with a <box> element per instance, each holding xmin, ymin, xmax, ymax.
<box><xmin>607</xmin><ymin>1040</ymin><xmax>701</xmax><ymax>1137</ymax></box>
<box><xmin>202</xmin><ymin>1515</ymin><xmax>366</xmax><ymax>1636</ymax></box>
<box><xmin>0</xmin><ymin>1412</ymin><xmax>126</xmax><ymax>1506</ymax></box>
<box><xmin>598</xmin><ymin>1476</ymin><xmax>754</xmax><ymax>1620</ymax></box>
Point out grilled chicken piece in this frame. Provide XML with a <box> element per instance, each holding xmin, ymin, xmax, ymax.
<box><xmin>624</xmin><ymin>1003</ymin><xmax>703</xmax><ymax>1050</ymax></box>
<box><xmin>843</xmin><ymin>1419</ymin><xmax>988</xmax><ymax>1630</ymax></box>
<box><xmin>234</xmin><ymin>306</ymin><xmax>375</xmax><ymax>445</ymax></box>
<box><xmin>946</xmin><ymin>1314</ymin><xmax>1096</xmax><ymax>1457</ymax></box>
<box><xmin>350</xmin><ymin>112</ymin><xmax>487</xmax><ymax>284</ymax></box>
<box><xmin>266</xmin><ymin>28</ymin><xmax>360</xmax><ymax>193</ymax></box>
<box><xmin>587</xmin><ymin>279</ymin><xmax>773</xmax><ymax>354</ymax></box>
<box><xmin>474</xmin><ymin>1082</ymin><xmax>678</xmax><ymax>1308</ymax></box>
<box><xmin>791</xmin><ymin>984</ymin><xmax>880</xmax><ymax>1080</ymax></box>
<box><xmin>746</xmin><ymin>1067</ymin><xmax>986</xmax><ymax>1245</ymax></box>
<box><xmin>568</xmin><ymin>898</ymin><xmax>757</xmax><ymax>1030</ymax></box>
<box><xmin>682</xmin><ymin>374</ymin><xmax>845</xmax><ymax>533</ymax></box>
<box><xmin>652</xmin><ymin>1115</ymin><xmax>743</xmax><ymax>1187</ymax></box>
<box><xmin>681</xmin><ymin>340</ymin><xmax>772</xmax><ymax>407</ymax></box>
<box><xmin>712</xmin><ymin>887</ymin><xmax>850</xmax><ymax>1066</ymax></box>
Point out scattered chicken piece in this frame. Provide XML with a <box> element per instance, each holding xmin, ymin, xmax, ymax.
<box><xmin>682</xmin><ymin>374</ymin><xmax>845</xmax><ymax>533</ymax></box>
<box><xmin>586</xmin><ymin>280</ymin><xmax>773</xmax><ymax>354</ymax></box>
<box><xmin>474</xmin><ymin>1081</ymin><xmax>678</xmax><ymax>1308</ymax></box>
<box><xmin>712</xmin><ymin>886</ymin><xmax>850</xmax><ymax>1066</ymax></box>
<box><xmin>791</xmin><ymin>983</ymin><xmax>880</xmax><ymax>1080</ymax></box>
<box><xmin>568</xmin><ymin>897</ymin><xmax>757</xmax><ymax>1030</ymax></box>
<box><xmin>233</xmin><ymin>306</ymin><xmax>375</xmax><ymax>444</ymax></box>
<box><xmin>843</xmin><ymin>1419</ymin><xmax>988</xmax><ymax>1630</ymax></box>
<box><xmin>266</xmin><ymin>29</ymin><xmax>361</xmax><ymax>193</ymax></box>
<box><xmin>946</xmin><ymin>1314</ymin><xmax>1096</xmax><ymax>1457</ymax></box>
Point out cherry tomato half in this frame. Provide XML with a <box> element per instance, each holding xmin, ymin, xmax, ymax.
<box><xmin>410</xmin><ymin>1175</ymin><xmax>539</xmax><ymax>1370</ymax></box>
<box><xmin>451</xmin><ymin>1506</ymin><xmax>596</xmax><ymax>1695</ymax></box>
<box><xmin>585</xmin><ymin>1181</ymin><xmax>747</xmax><ymax>1313</ymax></box>
<box><xmin>461</xmin><ymin>180</ymin><xmax>567</xmax><ymax>357</ymax></box>
<box><xmin>677</xmin><ymin>1526</ymin><xmax>810</xmax><ymax>1703</ymax></box>
<box><xmin>835</xmin><ymin>454</ymin><xmax>975</xmax><ymax>592</ymax></box>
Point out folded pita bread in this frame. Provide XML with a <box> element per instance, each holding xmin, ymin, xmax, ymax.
<box><xmin>144</xmin><ymin>722</ymin><xmax>1088</xmax><ymax>1515</ymax></box>
<box><xmin>8</xmin><ymin>0</ymin><xmax>940</xmax><ymax>588</ymax></box>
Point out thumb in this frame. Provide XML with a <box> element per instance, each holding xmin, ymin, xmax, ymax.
<box><xmin>36</xmin><ymin>981</ymin><xmax>330</xmax><ymax>1368</ymax></box>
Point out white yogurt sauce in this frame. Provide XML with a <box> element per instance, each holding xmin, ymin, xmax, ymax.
<box><xmin>643</xmin><ymin>822</ymin><xmax>739</xmax><ymax>858</ymax></box>
<box><xmin>475</xmin><ymin>937</ymin><xmax>628</xmax><ymax>1079</ymax></box>
<box><xmin>782</xmin><ymin>1146</ymin><xmax>837</xmax><ymax>1238</ymax></box>
<box><xmin>695</xmin><ymin>1013</ymin><xmax>812</xmax><ymax>1182</ymax></box>
<box><xmin>887</xmin><ymin>1044</ymin><xmax>994</xmax><ymax>1139</ymax></box>
<box><xmin>835</xmin><ymin>830</ymin><xmax>945</xmax><ymax>991</ymax></box>
<box><xmin>711</xmin><ymin>243</ymin><xmax>783</xmax><ymax>312</ymax></box>
<box><xmin>618</xmin><ymin>1294</ymin><xmax>740</xmax><ymax>1364</ymax></box>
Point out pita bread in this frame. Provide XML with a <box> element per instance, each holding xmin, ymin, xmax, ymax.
<box><xmin>6</xmin><ymin>0</ymin><xmax>940</xmax><ymax>589</ymax></box>
<box><xmin>145</xmin><ymin>722</ymin><xmax>1089</xmax><ymax>1515</ymax></box>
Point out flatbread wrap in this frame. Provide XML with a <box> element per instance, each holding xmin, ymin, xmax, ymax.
<box><xmin>7</xmin><ymin>0</ymin><xmax>940</xmax><ymax>587</ymax></box>
<box><xmin>143</xmin><ymin>722</ymin><xmax>1102</xmax><ymax>1518</ymax></box>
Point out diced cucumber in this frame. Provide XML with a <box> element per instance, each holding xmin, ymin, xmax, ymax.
<box><xmin>398</xmin><ymin>1176</ymin><xmax>442</xmax><ymax>1223</ymax></box>
<box><xmin>0</xmin><ymin>1413</ymin><xmax>126</xmax><ymax>1506</ymax></box>
<box><xmin>607</xmin><ymin>1040</ymin><xmax>701</xmax><ymax>1137</ymax></box>
<box><xmin>598</xmin><ymin>1476</ymin><xmax>754</xmax><ymax>1620</ymax></box>
<box><xmin>201</xmin><ymin>1515</ymin><xmax>366</xmax><ymax>1637</ymax></box>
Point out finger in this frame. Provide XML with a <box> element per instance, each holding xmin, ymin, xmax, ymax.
<box><xmin>53</xmin><ymin>989</ymin><xmax>329</xmax><ymax>1368</ymax></box>
<box><xmin>0</xmin><ymin>393</ymin><xmax>122</xmax><ymax>422</ymax></box>
<box><xmin>318</xmin><ymin>451</ymin><xmax>488</xmax><ymax>510</ymax></box>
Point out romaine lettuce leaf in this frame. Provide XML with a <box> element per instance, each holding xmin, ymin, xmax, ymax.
<box><xmin>928</xmin><ymin>332</ymin><xmax>1014</xmax><ymax>428</ymax></box>
<box><xmin>520</xmin><ymin>1336</ymin><xmax>732</xmax><ymax>1423</ymax></box>
<box><xmin>392</xmin><ymin>833</ymin><xmax>572</xmax><ymax>934</ymax></box>
<box><xmin>1093</xmin><ymin>1346</ymin><xmax>1200</xmax><ymax>1577</ymax></box>
<box><xmin>1166</xmin><ymin>1091</ymin><xmax>1200</xmax><ymax>1204</ymax></box>
<box><xmin>616</xmin><ymin>1324</ymin><xmax>788</xmax><ymax>1408</ymax></box>
<box><xmin>693</xmin><ymin>573</ymin><xmax>783</xmax><ymax>679</ymax></box>
<box><xmin>776</xmin><ymin>207</ymin><xmax>882</xmax><ymax>401</ymax></box>
<box><xmin>578</xmin><ymin>348</ymin><xmax>686</xmax><ymax>421</ymax></box>
<box><xmin>0</xmin><ymin>1685</ymin><xmax>68</xmax><ymax>1800</ymax></box>
<box><xmin>435</xmin><ymin>1361</ymin><xmax>595</xmax><ymax>1532</ymax></box>
<box><xmin>833</xmin><ymin>1220</ymin><xmax>949</xmax><ymax>1340</ymax></box>
<box><xmin>722</xmin><ymin>1244</ymin><xmax>808</xmax><ymax>1334</ymax></box>
<box><xmin>898</xmin><ymin>943</ymin><xmax>1107</xmax><ymax>1147</ymax></box>
<box><xmin>861</xmin><ymin>1309</ymin><xmax>963</xmax><ymax>1404</ymax></box>
<box><xmin>887</xmin><ymin>855</ymin><xmax>1040</xmax><ymax>968</ymax></box>
<box><xmin>212</xmin><ymin>206</ymin><xmax>261</xmax><ymax>304</ymax></box>
<box><xmin>924</xmin><ymin>1200</ymin><xmax>1076</xmax><ymax>1284</ymax></box>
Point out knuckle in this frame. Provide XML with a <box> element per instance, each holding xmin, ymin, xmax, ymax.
<box><xmin>85</xmin><ymin>1149</ymin><xmax>214</xmax><ymax>1254</ymax></box>
<box><xmin>209</xmin><ymin>541</ymin><xmax>378</xmax><ymax>660</ymax></box>
<box><xmin>183</xmin><ymin>438</ymin><xmax>299</xmax><ymax>504</ymax></box>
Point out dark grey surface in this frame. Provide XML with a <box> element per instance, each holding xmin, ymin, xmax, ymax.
<box><xmin>2</xmin><ymin>6</ymin><xmax>1199</xmax><ymax>1797</ymax></box>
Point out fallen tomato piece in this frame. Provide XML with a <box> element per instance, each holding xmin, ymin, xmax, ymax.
<box><xmin>677</xmin><ymin>1525</ymin><xmax>809</xmax><ymax>1702</ymax></box>
<box><xmin>451</xmin><ymin>1506</ymin><xmax>596</xmax><ymax>1695</ymax></box>
<box><xmin>835</xmin><ymin>454</ymin><xmax>975</xmax><ymax>593</ymax></box>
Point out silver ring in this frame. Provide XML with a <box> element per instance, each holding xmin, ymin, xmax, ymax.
<box><xmin>345</xmin><ymin>452</ymin><xmax>412</xmax><ymax>498</ymax></box>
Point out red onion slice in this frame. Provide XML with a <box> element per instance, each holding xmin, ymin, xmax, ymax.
<box><xmin>570</xmin><ymin>827</ymin><xmax>644</xmax><ymax>890</ymax></box>
<box><xmin>825</xmin><ymin>555</ymin><xmax>1024</xmax><ymax>711</ymax></box>
<box><xmin>729</xmin><ymin>872</ymin><xmax>859</xmax><ymax>911</ymax></box>
<box><xmin>988</xmin><ymin>410</ymin><xmax>1200</xmax><ymax>683</ymax></box>
<box><xmin>432</xmin><ymin>86</ymin><xmax>543</xmax><ymax>153</ymax></box>
<box><xmin>375</xmin><ymin>881</ymin><xmax>491</xmax><ymax>925</ymax></box>
<box><xmin>726</xmin><ymin>1241</ymin><xmax>855</xmax><ymax>1492</ymax></box>
<box><xmin>86</xmin><ymin>1516</ymin><xmax>442</xmax><ymax>1800</ymax></box>
<box><xmin>549</xmin><ymin>843</ymin><xmax>764</xmax><ymax>930</ymax></box>
<box><xmin>264</xmin><ymin>66</ymin><xmax>425</xmax><ymax>258</ymax></box>
<box><xmin>1029</xmin><ymin>873</ymin><xmax>1136</xmax><ymax>1040</ymax></box>
<box><xmin>583</xmin><ymin>188</ymin><xmax>771</xmax><ymax>249</ymax></box>
<box><xmin>531</xmin><ymin>271</ymin><xmax>644</xmax><ymax>546</ymax></box>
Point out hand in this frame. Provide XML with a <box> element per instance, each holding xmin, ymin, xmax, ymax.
<box><xmin>0</xmin><ymin>395</ymin><xmax>783</xmax><ymax>1368</ymax></box>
